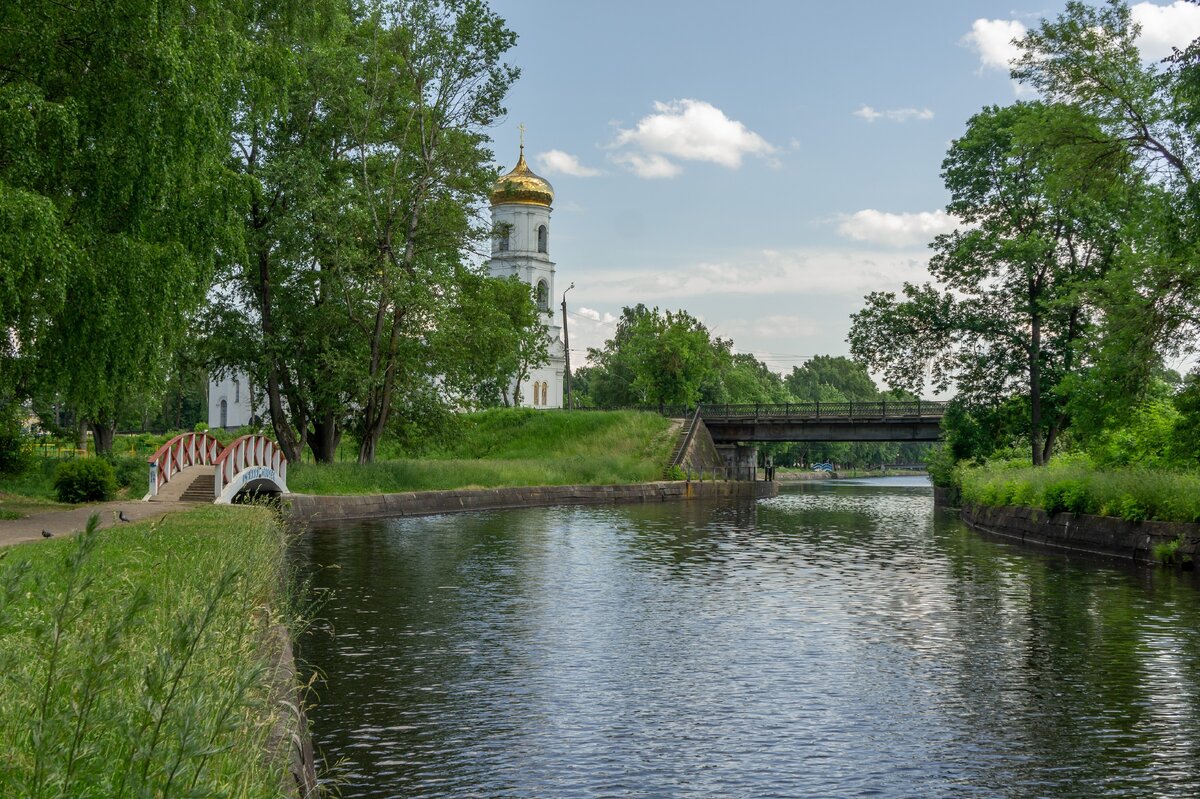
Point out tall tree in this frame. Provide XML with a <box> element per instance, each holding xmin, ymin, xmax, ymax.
<box><xmin>1012</xmin><ymin>0</ymin><xmax>1200</xmax><ymax>397</ymax></box>
<box><xmin>1</xmin><ymin>0</ymin><xmax>244</xmax><ymax>452</ymax></box>
<box><xmin>850</xmin><ymin>102</ymin><xmax>1133</xmax><ymax>465</ymax></box>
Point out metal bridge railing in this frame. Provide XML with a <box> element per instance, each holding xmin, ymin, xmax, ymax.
<box><xmin>578</xmin><ymin>401</ymin><xmax>947</xmax><ymax>420</ymax></box>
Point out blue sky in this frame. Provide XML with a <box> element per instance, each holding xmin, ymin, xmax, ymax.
<box><xmin>483</xmin><ymin>1</ymin><xmax>1200</xmax><ymax>380</ymax></box>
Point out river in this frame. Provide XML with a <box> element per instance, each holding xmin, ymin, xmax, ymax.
<box><xmin>293</xmin><ymin>477</ymin><xmax>1200</xmax><ymax>798</ymax></box>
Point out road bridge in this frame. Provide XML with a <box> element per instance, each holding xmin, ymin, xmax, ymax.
<box><xmin>695</xmin><ymin>400</ymin><xmax>946</xmax><ymax>443</ymax></box>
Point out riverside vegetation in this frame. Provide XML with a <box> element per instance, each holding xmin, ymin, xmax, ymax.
<box><xmin>287</xmin><ymin>408</ymin><xmax>677</xmax><ymax>495</ymax></box>
<box><xmin>0</xmin><ymin>507</ymin><xmax>301</xmax><ymax>797</ymax></box>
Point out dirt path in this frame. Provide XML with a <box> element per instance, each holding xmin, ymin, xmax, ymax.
<box><xmin>0</xmin><ymin>500</ymin><xmax>197</xmax><ymax>548</ymax></box>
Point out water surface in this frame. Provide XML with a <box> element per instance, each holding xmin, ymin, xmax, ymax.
<box><xmin>295</xmin><ymin>478</ymin><xmax>1200</xmax><ymax>797</ymax></box>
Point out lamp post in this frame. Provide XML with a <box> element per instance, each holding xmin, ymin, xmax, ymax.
<box><xmin>561</xmin><ymin>282</ymin><xmax>575</xmax><ymax>410</ymax></box>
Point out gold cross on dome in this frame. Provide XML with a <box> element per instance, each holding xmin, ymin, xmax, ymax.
<box><xmin>519</xmin><ymin>122</ymin><xmax>526</xmax><ymax>154</ymax></box>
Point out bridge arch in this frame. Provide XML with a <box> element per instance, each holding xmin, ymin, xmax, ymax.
<box><xmin>213</xmin><ymin>434</ymin><xmax>289</xmax><ymax>504</ymax></box>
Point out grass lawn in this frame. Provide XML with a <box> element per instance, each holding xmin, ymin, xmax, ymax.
<box><xmin>289</xmin><ymin>408</ymin><xmax>678</xmax><ymax>495</ymax></box>
<box><xmin>0</xmin><ymin>505</ymin><xmax>299</xmax><ymax>797</ymax></box>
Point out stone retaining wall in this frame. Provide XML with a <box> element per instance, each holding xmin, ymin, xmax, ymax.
<box><xmin>962</xmin><ymin>502</ymin><xmax>1200</xmax><ymax>563</ymax></box>
<box><xmin>285</xmin><ymin>480</ymin><xmax>778</xmax><ymax>523</ymax></box>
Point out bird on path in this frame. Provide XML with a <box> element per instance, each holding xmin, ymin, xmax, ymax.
<box><xmin>41</xmin><ymin>530</ymin><xmax>53</xmax><ymax>538</ymax></box>
<box><xmin>117</xmin><ymin>510</ymin><xmax>131</xmax><ymax>523</ymax></box>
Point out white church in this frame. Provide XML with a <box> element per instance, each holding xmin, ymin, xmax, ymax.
<box><xmin>208</xmin><ymin>139</ymin><xmax>568</xmax><ymax>428</ymax></box>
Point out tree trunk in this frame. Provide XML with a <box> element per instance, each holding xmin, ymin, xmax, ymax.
<box><xmin>306</xmin><ymin>412</ymin><xmax>341</xmax><ymax>464</ymax></box>
<box><xmin>89</xmin><ymin>420</ymin><xmax>115</xmax><ymax>456</ymax></box>
<box><xmin>1028</xmin><ymin>281</ymin><xmax>1044</xmax><ymax>467</ymax></box>
<box><xmin>75</xmin><ymin>420</ymin><xmax>87</xmax><ymax>454</ymax></box>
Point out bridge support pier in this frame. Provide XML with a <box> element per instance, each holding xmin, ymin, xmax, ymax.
<box><xmin>717</xmin><ymin>444</ymin><xmax>758</xmax><ymax>482</ymax></box>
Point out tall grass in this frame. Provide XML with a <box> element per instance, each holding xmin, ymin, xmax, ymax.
<box><xmin>289</xmin><ymin>409</ymin><xmax>677</xmax><ymax>495</ymax></box>
<box><xmin>0</xmin><ymin>506</ymin><xmax>301</xmax><ymax>797</ymax></box>
<box><xmin>959</xmin><ymin>455</ymin><xmax>1200</xmax><ymax>523</ymax></box>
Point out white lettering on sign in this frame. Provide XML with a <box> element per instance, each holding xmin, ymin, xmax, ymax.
<box><xmin>240</xmin><ymin>467</ymin><xmax>278</xmax><ymax>485</ymax></box>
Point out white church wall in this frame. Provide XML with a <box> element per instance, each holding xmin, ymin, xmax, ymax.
<box><xmin>208</xmin><ymin>371</ymin><xmax>255</xmax><ymax>430</ymax></box>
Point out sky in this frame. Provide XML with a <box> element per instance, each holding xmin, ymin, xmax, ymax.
<box><xmin>482</xmin><ymin>0</ymin><xmax>1200</xmax><ymax>381</ymax></box>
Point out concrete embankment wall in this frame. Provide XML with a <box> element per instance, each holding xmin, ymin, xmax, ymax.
<box><xmin>285</xmin><ymin>480</ymin><xmax>778</xmax><ymax>523</ymax></box>
<box><xmin>961</xmin><ymin>503</ymin><xmax>1200</xmax><ymax>563</ymax></box>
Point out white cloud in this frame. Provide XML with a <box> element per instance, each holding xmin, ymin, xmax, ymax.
<box><xmin>964</xmin><ymin>18</ymin><xmax>1028</xmax><ymax>71</ymax></box>
<box><xmin>575</xmin><ymin>306</ymin><xmax>602</xmax><ymax>321</ymax></box>
<box><xmin>612</xmin><ymin>99</ymin><xmax>776</xmax><ymax>178</ymax></box>
<box><xmin>611</xmin><ymin>151</ymin><xmax>681</xmax><ymax>179</ymax></box>
<box><xmin>1132</xmin><ymin>1</ymin><xmax>1200</xmax><ymax>60</ymax></box>
<box><xmin>853</xmin><ymin>105</ymin><xmax>934</xmax><ymax>123</ymax></box>
<box><xmin>580</xmin><ymin>247</ymin><xmax>933</xmax><ymax>304</ymax></box>
<box><xmin>536</xmin><ymin>150</ymin><xmax>601</xmax><ymax>177</ymax></box>
<box><xmin>837</xmin><ymin>209</ymin><xmax>959</xmax><ymax>248</ymax></box>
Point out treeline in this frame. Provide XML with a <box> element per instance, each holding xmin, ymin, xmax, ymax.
<box><xmin>849</xmin><ymin>2</ymin><xmax>1200</xmax><ymax>473</ymax></box>
<box><xmin>0</xmin><ymin>0</ymin><xmax>547</xmax><ymax>464</ymax></box>
<box><xmin>573</xmin><ymin>305</ymin><xmax>930</xmax><ymax>468</ymax></box>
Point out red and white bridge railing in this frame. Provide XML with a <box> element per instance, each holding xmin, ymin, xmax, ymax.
<box><xmin>213</xmin><ymin>434</ymin><xmax>289</xmax><ymax>503</ymax></box>
<box><xmin>147</xmin><ymin>432</ymin><xmax>225</xmax><ymax>499</ymax></box>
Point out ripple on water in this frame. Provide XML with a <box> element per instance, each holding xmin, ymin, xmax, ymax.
<box><xmin>294</xmin><ymin>482</ymin><xmax>1200</xmax><ymax>798</ymax></box>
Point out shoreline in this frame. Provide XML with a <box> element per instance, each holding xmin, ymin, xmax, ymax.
<box><xmin>285</xmin><ymin>480</ymin><xmax>779</xmax><ymax>524</ymax></box>
<box><xmin>959</xmin><ymin>501</ymin><xmax>1199</xmax><ymax>565</ymax></box>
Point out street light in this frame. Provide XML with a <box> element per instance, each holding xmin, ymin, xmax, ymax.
<box><xmin>561</xmin><ymin>282</ymin><xmax>575</xmax><ymax>410</ymax></box>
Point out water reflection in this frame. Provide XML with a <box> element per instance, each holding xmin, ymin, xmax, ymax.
<box><xmin>295</xmin><ymin>479</ymin><xmax>1200</xmax><ymax>798</ymax></box>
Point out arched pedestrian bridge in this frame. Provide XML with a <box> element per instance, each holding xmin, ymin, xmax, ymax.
<box><xmin>662</xmin><ymin>400</ymin><xmax>947</xmax><ymax>443</ymax></box>
<box><xmin>145</xmin><ymin>432</ymin><xmax>289</xmax><ymax>504</ymax></box>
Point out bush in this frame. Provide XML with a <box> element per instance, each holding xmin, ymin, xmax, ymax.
<box><xmin>54</xmin><ymin>458</ymin><xmax>117</xmax><ymax>503</ymax></box>
<box><xmin>105</xmin><ymin>456</ymin><xmax>146</xmax><ymax>490</ymax></box>
<box><xmin>0</xmin><ymin>406</ymin><xmax>31</xmax><ymax>476</ymax></box>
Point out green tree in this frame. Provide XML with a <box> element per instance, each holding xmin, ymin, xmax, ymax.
<box><xmin>785</xmin><ymin>356</ymin><xmax>878</xmax><ymax>401</ymax></box>
<box><xmin>850</xmin><ymin>102</ymin><xmax>1132</xmax><ymax>465</ymax></box>
<box><xmin>1</xmin><ymin>0</ymin><xmax>245</xmax><ymax>453</ymax></box>
<box><xmin>209</xmin><ymin>0</ymin><xmax>519</xmax><ymax>463</ymax></box>
<box><xmin>1012</xmin><ymin>0</ymin><xmax>1200</xmax><ymax>401</ymax></box>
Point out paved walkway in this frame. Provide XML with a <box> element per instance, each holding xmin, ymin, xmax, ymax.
<box><xmin>0</xmin><ymin>500</ymin><xmax>197</xmax><ymax>548</ymax></box>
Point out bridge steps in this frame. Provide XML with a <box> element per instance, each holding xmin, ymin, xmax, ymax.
<box><xmin>149</xmin><ymin>465</ymin><xmax>213</xmax><ymax>503</ymax></box>
<box><xmin>179</xmin><ymin>474</ymin><xmax>215</xmax><ymax>503</ymax></box>
<box><xmin>662</xmin><ymin>420</ymin><xmax>693</xmax><ymax>479</ymax></box>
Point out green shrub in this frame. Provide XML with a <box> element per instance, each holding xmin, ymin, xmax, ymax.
<box><xmin>0</xmin><ymin>406</ymin><xmax>31</xmax><ymax>476</ymax></box>
<box><xmin>105</xmin><ymin>455</ymin><xmax>146</xmax><ymax>490</ymax></box>
<box><xmin>1117</xmin><ymin>494</ymin><xmax>1149</xmax><ymax>522</ymax></box>
<box><xmin>54</xmin><ymin>458</ymin><xmax>117</xmax><ymax>503</ymax></box>
<box><xmin>1042</xmin><ymin>478</ymin><xmax>1088</xmax><ymax>515</ymax></box>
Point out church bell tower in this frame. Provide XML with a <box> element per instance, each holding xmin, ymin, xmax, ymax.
<box><xmin>487</xmin><ymin>132</ymin><xmax>566</xmax><ymax>408</ymax></box>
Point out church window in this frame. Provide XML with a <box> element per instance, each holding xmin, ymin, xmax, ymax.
<box><xmin>541</xmin><ymin>382</ymin><xmax>548</xmax><ymax>406</ymax></box>
<box><xmin>537</xmin><ymin>225</ymin><xmax>548</xmax><ymax>253</ymax></box>
<box><xmin>532</xmin><ymin>381</ymin><xmax>541</xmax><ymax>406</ymax></box>
<box><xmin>220</xmin><ymin>399</ymin><xmax>228</xmax><ymax>428</ymax></box>
<box><xmin>233</xmin><ymin>379</ymin><xmax>240</xmax><ymax>404</ymax></box>
<box><xmin>536</xmin><ymin>279</ymin><xmax>549</xmax><ymax>311</ymax></box>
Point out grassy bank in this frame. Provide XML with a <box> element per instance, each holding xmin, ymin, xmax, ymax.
<box><xmin>0</xmin><ymin>506</ymin><xmax>299</xmax><ymax>796</ymax></box>
<box><xmin>959</xmin><ymin>456</ymin><xmax>1200</xmax><ymax>523</ymax></box>
<box><xmin>289</xmin><ymin>408</ymin><xmax>677</xmax><ymax>495</ymax></box>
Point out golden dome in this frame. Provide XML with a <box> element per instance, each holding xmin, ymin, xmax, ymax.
<box><xmin>489</xmin><ymin>148</ymin><xmax>554</xmax><ymax>207</ymax></box>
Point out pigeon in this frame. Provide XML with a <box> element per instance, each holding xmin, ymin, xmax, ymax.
<box><xmin>117</xmin><ymin>510</ymin><xmax>131</xmax><ymax>523</ymax></box>
<box><xmin>41</xmin><ymin>530</ymin><xmax>53</xmax><ymax>538</ymax></box>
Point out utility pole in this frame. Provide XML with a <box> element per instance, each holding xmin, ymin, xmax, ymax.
<box><xmin>561</xmin><ymin>282</ymin><xmax>575</xmax><ymax>410</ymax></box>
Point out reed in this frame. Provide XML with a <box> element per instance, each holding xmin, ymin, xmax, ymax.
<box><xmin>0</xmin><ymin>506</ymin><xmax>300</xmax><ymax>797</ymax></box>
<box><xmin>959</xmin><ymin>456</ymin><xmax>1200</xmax><ymax>523</ymax></box>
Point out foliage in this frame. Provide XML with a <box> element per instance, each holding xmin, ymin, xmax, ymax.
<box><xmin>959</xmin><ymin>456</ymin><xmax>1200</xmax><ymax>523</ymax></box>
<box><xmin>0</xmin><ymin>404</ymin><xmax>30</xmax><ymax>476</ymax></box>
<box><xmin>851</xmin><ymin>102</ymin><xmax>1135</xmax><ymax>465</ymax></box>
<box><xmin>1010</xmin><ymin>0</ymin><xmax>1200</xmax><ymax>406</ymax></box>
<box><xmin>1</xmin><ymin>0</ymin><xmax>246</xmax><ymax>452</ymax></box>
<box><xmin>0</xmin><ymin>507</ymin><xmax>297</xmax><ymax>796</ymax></box>
<box><xmin>53</xmin><ymin>459</ymin><xmax>117</xmax><ymax>503</ymax></box>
